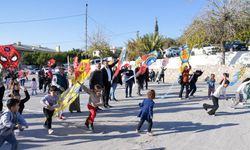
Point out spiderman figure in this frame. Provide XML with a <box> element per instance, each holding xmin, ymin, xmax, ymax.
<box><xmin>0</xmin><ymin>45</ymin><xmax>20</xmax><ymax>69</ymax></box>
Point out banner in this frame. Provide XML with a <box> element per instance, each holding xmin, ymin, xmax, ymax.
<box><xmin>229</xmin><ymin>65</ymin><xmax>247</xmax><ymax>86</ymax></box>
<box><xmin>0</xmin><ymin>45</ymin><xmax>20</xmax><ymax>69</ymax></box>
<box><xmin>54</xmin><ymin>59</ymin><xmax>91</xmax><ymax>113</ymax></box>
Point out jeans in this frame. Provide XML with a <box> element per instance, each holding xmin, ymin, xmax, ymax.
<box><xmin>43</xmin><ymin>108</ymin><xmax>54</xmax><ymax>129</ymax></box>
<box><xmin>125</xmin><ymin>83</ymin><xmax>133</xmax><ymax>97</ymax></box>
<box><xmin>0</xmin><ymin>133</ymin><xmax>18</xmax><ymax>150</ymax></box>
<box><xmin>20</xmin><ymin>79</ymin><xmax>25</xmax><ymax>86</ymax></box>
<box><xmin>86</xmin><ymin>104</ymin><xmax>97</xmax><ymax>124</ymax></box>
<box><xmin>189</xmin><ymin>82</ymin><xmax>196</xmax><ymax>96</ymax></box>
<box><xmin>0</xmin><ymin>86</ymin><xmax>5</xmax><ymax>111</ymax></box>
<box><xmin>44</xmin><ymin>79</ymin><xmax>51</xmax><ymax>93</ymax></box>
<box><xmin>137</xmin><ymin>80</ymin><xmax>143</xmax><ymax>95</ymax></box>
<box><xmin>137</xmin><ymin>118</ymin><xmax>153</xmax><ymax>132</ymax></box>
<box><xmin>203</xmin><ymin>96</ymin><xmax>219</xmax><ymax>115</ymax></box>
<box><xmin>32</xmin><ymin>89</ymin><xmax>37</xmax><ymax>95</ymax></box>
<box><xmin>179</xmin><ymin>83</ymin><xmax>189</xmax><ymax>98</ymax></box>
<box><xmin>110</xmin><ymin>83</ymin><xmax>118</xmax><ymax>99</ymax></box>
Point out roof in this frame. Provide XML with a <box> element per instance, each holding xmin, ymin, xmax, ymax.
<box><xmin>11</xmin><ymin>43</ymin><xmax>56</xmax><ymax>53</ymax></box>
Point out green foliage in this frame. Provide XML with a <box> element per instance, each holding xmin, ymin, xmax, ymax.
<box><xmin>21</xmin><ymin>50</ymin><xmax>88</xmax><ymax>67</ymax></box>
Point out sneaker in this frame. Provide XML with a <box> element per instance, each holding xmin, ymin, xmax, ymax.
<box><xmin>136</xmin><ymin>129</ymin><xmax>141</xmax><ymax>133</ymax></box>
<box><xmin>59</xmin><ymin>116</ymin><xmax>66</xmax><ymax>120</ymax></box>
<box><xmin>147</xmin><ymin>132</ymin><xmax>153</xmax><ymax>136</ymax></box>
<box><xmin>48</xmin><ymin>129</ymin><xmax>54</xmax><ymax>135</ymax></box>
<box><xmin>203</xmin><ymin>104</ymin><xmax>207</xmax><ymax>111</ymax></box>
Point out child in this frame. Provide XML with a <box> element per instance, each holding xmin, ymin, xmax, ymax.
<box><xmin>40</xmin><ymin>86</ymin><xmax>59</xmax><ymax>134</ymax></box>
<box><xmin>203</xmin><ymin>77</ymin><xmax>230</xmax><ymax>115</ymax></box>
<box><xmin>10</xmin><ymin>84</ymin><xmax>30</xmax><ymax>115</ymax></box>
<box><xmin>231</xmin><ymin>78</ymin><xmax>250</xmax><ymax>108</ymax></box>
<box><xmin>189</xmin><ymin>70</ymin><xmax>203</xmax><ymax>97</ymax></box>
<box><xmin>0</xmin><ymin>98</ymin><xmax>28</xmax><ymax>150</ymax></box>
<box><xmin>80</xmin><ymin>83</ymin><xmax>103</xmax><ymax>131</ymax></box>
<box><xmin>219</xmin><ymin>73</ymin><xmax>229</xmax><ymax>99</ymax></box>
<box><xmin>207</xmin><ymin>74</ymin><xmax>216</xmax><ymax>99</ymax></box>
<box><xmin>31</xmin><ymin>78</ymin><xmax>37</xmax><ymax>95</ymax></box>
<box><xmin>136</xmin><ymin>90</ymin><xmax>155</xmax><ymax>135</ymax></box>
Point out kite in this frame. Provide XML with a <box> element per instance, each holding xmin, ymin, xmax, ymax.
<box><xmin>47</xmin><ymin>59</ymin><xmax>56</xmax><ymax>67</ymax></box>
<box><xmin>161</xmin><ymin>58</ymin><xmax>169</xmax><ymax>67</ymax></box>
<box><xmin>0</xmin><ymin>45</ymin><xmax>20</xmax><ymax>69</ymax></box>
<box><xmin>54</xmin><ymin>59</ymin><xmax>91</xmax><ymax>114</ymax></box>
<box><xmin>229</xmin><ymin>65</ymin><xmax>247</xmax><ymax>86</ymax></box>
<box><xmin>179</xmin><ymin>45</ymin><xmax>191</xmax><ymax>64</ymax></box>
<box><xmin>113</xmin><ymin>48</ymin><xmax>127</xmax><ymax>78</ymax></box>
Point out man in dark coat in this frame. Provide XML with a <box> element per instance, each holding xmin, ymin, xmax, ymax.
<box><xmin>189</xmin><ymin>70</ymin><xmax>203</xmax><ymax>97</ymax></box>
<box><xmin>89</xmin><ymin>63</ymin><xmax>103</xmax><ymax>90</ymax></box>
<box><xmin>101</xmin><ymin>60</ymin><xmax>119</xmax><ymax>108</ymax></box>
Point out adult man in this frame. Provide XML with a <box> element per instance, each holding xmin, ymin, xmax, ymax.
<box><xmin>0</xmin><ymin>76</ymin><xmax>5</xmax><ymax>112</ymax></box>
<box><xmin>52</xmin><ymin>65</ymin><xmax>69</xmax><ymax>120</ymax></box>
<box><xmin>124</xmin><ymin>65</ymin><xmax>135</xmax><ymax>98</ymax></box>
<box><xmin>38</xmin><ymin>68</ymin><xmax>45</xmax><ymax>92</ymax></box>
<box><xmin>135</xmin><ymin>64</ymin><xmax>144</xmax><ymax>96</ymax></box>
<box><xmin>89</xmin><ymin>63</ymin><xmax>103</xmax><ymax>90</ymax></box>
<box><xmin>101</xmin><ymin>60</ymin><xmax>119</xmax><ymax>108</ymax></box>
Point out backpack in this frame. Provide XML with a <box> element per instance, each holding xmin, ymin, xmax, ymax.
<box><xmin>178</xmin><ymin>75</ymin><xmax>183</xmax><ymax>85</ymax></box>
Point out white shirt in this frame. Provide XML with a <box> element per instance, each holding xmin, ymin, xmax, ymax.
<box><xmin>105</xmin><ymin>67</ymin><xmax>112</xmax><ymax>82</ymax></box>
<box><xmin>213</xmin><ymin>80</ymin><xmax>226</xmax><ymax>98</ymax></box>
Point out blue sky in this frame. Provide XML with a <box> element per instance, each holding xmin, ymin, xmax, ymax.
<box><xmin>0</xmin><ymin>0</ymin><xmax>207</xmax><ymax>51</ymax></box>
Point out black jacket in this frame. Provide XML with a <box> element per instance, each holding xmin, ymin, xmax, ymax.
<box><xmin>89</xmin><ymin>70</ymin><xmax>103</xmax><ymax>89</ymax></box>
<box><xmin>112</xmin><ymin>69</ymin><xmax>124</xmax><ymax>85</ymax></box>
<box><xmin>101</xmin><ymin>60</ymin><xmax>119</xmax><ymax>86</ymax></box>
<box><xmin>190</xmin><ymin>71</ymin><xmax>203</xmax><ymax>83</ymax></box>
<box><xmin>135</xmin><ymin>67</ymin><xmax>144</xmax><ymax>82</ymax></box>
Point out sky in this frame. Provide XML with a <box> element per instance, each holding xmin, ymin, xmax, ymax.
<box><xmin>0</xmin><ymin>0</ymin><xmax>208</xmax><ymax>51</ymax></box>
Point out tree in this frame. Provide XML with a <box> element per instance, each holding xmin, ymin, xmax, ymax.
<box><xmin>88</xmin><ymin>29</ymin><xmax>112</xmax><ymax>58</ymax></box>
<box><xmin>179</xmin><ymin>0</ymin><xmax>250</xmax><ymax>64</ymax></box>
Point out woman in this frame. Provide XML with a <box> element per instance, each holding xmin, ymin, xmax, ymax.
<box><xmin>68</xmin><ymin>66</ymin><xmax>81</xmax><ymax>113</ymax></box>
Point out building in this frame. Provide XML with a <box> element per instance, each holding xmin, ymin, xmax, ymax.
<box><xmin>11</xmin><ymin>42</ymin><xmax>56</xmax><ymax>54</ymax></box>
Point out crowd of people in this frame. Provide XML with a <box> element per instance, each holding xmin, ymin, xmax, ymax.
<box><xmin>0</xmin><ymin>59</ymin><xmax>249</xmax><ymax>150</ymax></box>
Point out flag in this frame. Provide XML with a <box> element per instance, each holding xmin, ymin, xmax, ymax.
<box><xmin>229</xmin><ymin>65</ymin><xmax>247</xmax><ymax>86</ymax></box>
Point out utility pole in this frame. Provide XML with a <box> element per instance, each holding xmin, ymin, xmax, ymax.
<box><xmin>85</xmin><ymin>3</ymin><xmax>88</xmax><ymax>54</ymax></box>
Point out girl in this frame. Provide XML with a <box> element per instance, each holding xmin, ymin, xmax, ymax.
<box><xmin>136</xmin><ymin>90</ymin><xmax>155</xmax><ymax>136</ymax></box>
<box><xmin>9</xmin><ymin>81</ymin><xmax>30</xmax><ymax>114</ymax></box>
<box><xmin>80</xmin><ymin>83</ymin><xmax>103</xmax><ymax>131</ymax></box>
<box><xmin>31</xmin><ymin>78</ymin><xmax>37</xmax><ymax>95</ymax></box>
<box><xmin>219</xmin><ymin>73</ymin><xmax>229</xmax><ymax>99</ymax></box>
<box><xmin>110</xmin><ymin>66</ymin><xmax>123</xmax><ymax>101</ymax></box>
<box><xmin>207</xmin><ymin>74</ymin><xmax>216</xmax><ymax>99</ymax></box>
<box><xmin>40</xmin><ymin>86</ymin><xmax>59</xmax><ymax>134</ymax></box>
<box><xmin>231</xmin><ymin>78</ymin><xmax>250</xmax><ymax>108</ymax></box>
<box><xmin>179</xmin><ymin>63</ymin><xmax>191</xmax><ymax>99</ymax></box>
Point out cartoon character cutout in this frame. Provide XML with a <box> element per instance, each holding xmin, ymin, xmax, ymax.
<box><xmin>0</xmin><ymin>45</ymin><xmax>20</xmax><ymax>69</ymax></box>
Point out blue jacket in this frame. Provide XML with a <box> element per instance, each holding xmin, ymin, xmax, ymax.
<box><xmin>138</xmin><ymin>98</ymin><xmax>155</xmax><ymax>120</ymax></box>
<box><xmin>0</xmin><ymin>110</ymin><xmax>27</xmax><ymax>136</ymax></box>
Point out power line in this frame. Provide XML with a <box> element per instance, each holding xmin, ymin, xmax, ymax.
<box><xmin>0</xmin><ymin>13</ymin><xmax>85</xmax><ymax>25</ymax></box>
<box><xmin>87</xmin><ymin>15</ymin><xmax>116</xmax><ymax>34</ymax></box>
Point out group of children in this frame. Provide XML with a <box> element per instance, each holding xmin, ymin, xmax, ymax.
<box><xmin>1</xmin><ymin>67</ymin><xmax>250</xmax><ymax>149</ymax></box>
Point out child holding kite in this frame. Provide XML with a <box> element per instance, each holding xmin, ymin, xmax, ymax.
<box><xmin>80</xmin><ymin>83</ymin><xmax>103</xmax><ymax>131</ymax></box>
<box><xmin>136</xmin><ymin>90</ymin><xmax>155</xmax><ymax>136</ymax></box>
<box><xmin>40</xmin><ymin>86</ymin><xmax>59</xmax><ymax>135</ymax></box>
<box><xmin>203</xmin><ymin>76</ymin><xmax>230</xmax><ymax>115</ymax></box>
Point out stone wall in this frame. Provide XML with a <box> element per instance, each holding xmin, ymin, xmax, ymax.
<box><xmin>158</xmin><ymin>65</ymin><xmax>250</xmax><ymax>83</ymax></box>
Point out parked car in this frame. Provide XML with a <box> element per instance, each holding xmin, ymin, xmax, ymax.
<box><xmin>192</xmin><ymin>44</ymin><xmax>219</xmax><ymax>55</ymax></box>
<box><xmin>164</xmin><ymin>47</ymin><xmax>181</xmax><ymax>57</ymax></box>
<box><xmin>225</xmin><ymin>40</ymin><xmax>248</xmax><ymax>51</ymax></box>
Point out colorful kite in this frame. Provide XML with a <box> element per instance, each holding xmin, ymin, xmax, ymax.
<box><xmin>0</xmin><ymin>45</ymin><xmax>20</xmax><ymax>69</ymax></box>
<box><xmin>54</xmin><ymin>59</ymin><xmax>91</xmax><ymax>114</ymax></box>
<box><xmin>179</xmin><ymin>45</ymin><xmax>191</xmax><ymax>64</ymax></box>
<box><xmin>113</xmin><ymin>48</ymin><xmax>127</xmax><ymax>78</ymax></box>
<box><xmin>229</xmin><ymin>65</ymin><xmax>247</xmax><ymax>86</ymax></box>
<box><xmin>161</xmin><ymin>58</ymin><xmax>169</xmax><ymax>67</ymax></box>
<box><xmin>47</xmin><ymin>59</ymin><xmax>56</xmax><ymax>67</ymax></box>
